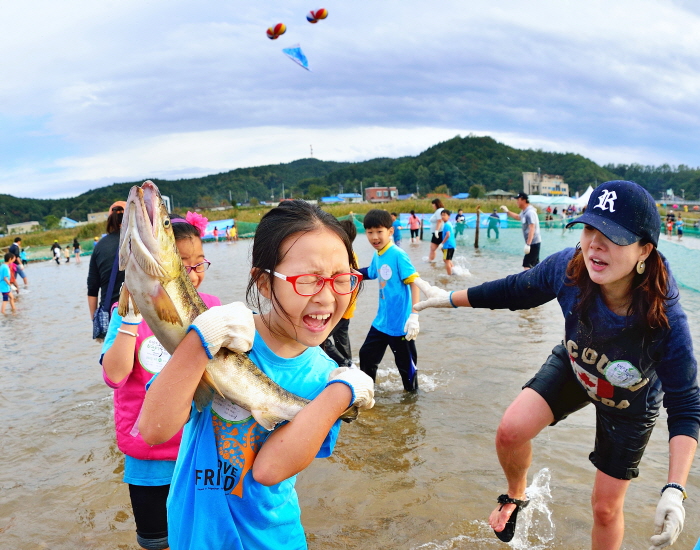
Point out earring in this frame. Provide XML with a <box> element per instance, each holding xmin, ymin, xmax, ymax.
<box><xmin>636</xmin><ymin>260</ymin><xmax>646</xmax><ymax>275</ymax></box>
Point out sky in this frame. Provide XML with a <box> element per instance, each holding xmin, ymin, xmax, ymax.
<box><xmin>1</xmin><ymin>0</ymin><xmax>700</xmax><ymax>199</ymax></box>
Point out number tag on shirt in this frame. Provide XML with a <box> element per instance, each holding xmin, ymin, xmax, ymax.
<box><xmin>211</xmin><ymin>394</ymin><xmax>253</xmax><ymax>423</ymax></box>
<box><xmin>138</xmin><ymin>336</ymin><xmax>172</xmax><ymax>374</ymax></box>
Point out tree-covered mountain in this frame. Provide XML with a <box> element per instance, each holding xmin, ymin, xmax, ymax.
<box><xmin>2</xmin><ymin>135</ymin><xmax>699</xmax><ymax>227</ymax></box>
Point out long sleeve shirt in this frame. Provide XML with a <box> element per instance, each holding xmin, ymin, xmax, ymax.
<box><xmin>468</xmin><ymin>247</ymin><xmax>700</xmax><ymax>441</ymax></box>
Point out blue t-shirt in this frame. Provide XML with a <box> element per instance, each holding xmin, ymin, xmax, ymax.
<box><xmin>366</xmin><ymin>243</ymin><xmax>418</xmax><ymax>336</ymax></box>
<box><xmin>468</xmin><ymin>248</ymin><xmax>700</xmax><ymax>440</ymax></box>
<box><xmin>392</xmin><ymin>219</ymin><xmax>403</xmax><ymax>242</ymax></box>
<box><xmin>166</xmin><ymin>332</ymin><xmax>341</xmax><ymax>550</ymax></box>
<box><xmin>442</xmin><ymin>222</ymin><xmax>456</xmax><ymax>249</ymax></box>
<box><xmin>0</xmin><ymin>264</ymin><xmax>10</xmax><ymax>292</ymax></box>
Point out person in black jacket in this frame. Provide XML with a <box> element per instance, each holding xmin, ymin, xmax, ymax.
<box><xmin>87</xmin><ymin>202</ymin><xmax>126</xmax><ymax>323</ymax></box>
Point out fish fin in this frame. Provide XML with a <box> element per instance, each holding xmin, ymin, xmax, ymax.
<box><xmin>193</xmin><ymin>378</ymin><xmax>215</xmax><ymax>412</ymax></box>
<box><xmin>153</xmin><ymin>284</ymin><xmax>183</xmax><ymax>325</ymax></box>
<box><xmin>339</xmin><ymin>405</ymin><xmax>359</xmax><ymax>423</ymax></box>
<box><xmin>202</xmin><ymin>370</ymin><xmax>225</xmax><ymax>398</ymax></box>
<box><xmin>117</xmin><ymin>285</ymin><xmax>131</xmax><ymax>317</ymax></box>
<box><xmin>251</xmin><ymin>410</ymin><xmax>287</xmax><ymax>432</ymax></box>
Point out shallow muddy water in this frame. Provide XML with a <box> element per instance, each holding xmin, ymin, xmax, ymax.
<box><xmin>1</xmin><ymin>228</ymin><xmax>699</xmax><ymax>549</ymax></box>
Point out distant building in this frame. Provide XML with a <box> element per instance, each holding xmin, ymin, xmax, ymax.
<box><xmin>397</xmin><ymin>193</ymin><xmax>418</xmax><ymax>201</ymax></box>
<box><xmin>88</xmin><ymin>211</ymin><xmax>110</xmax><ymax>223</ymax></box>
<box><xmin>7</xmin><ymin>221</ymin><xmax>40</xmax><ymax>234</ymax></box>
<box><xmin>320</xmin><ymin>196</ymin><xmax>344</xmax><ymax>204</ymax></box>
<box><xmin>452</xmin><ymin>192</ymin><xmax>470</xmax><ymax>200</ymax></box>
<box><xmin>337</xmin><ymin>193</ymin><xmax>363</xmax><ymax>203</ymax></box>
<box><xmin>486</xmin><ymin>189</ymin><xmax>516</xmax><ymax>201</ymax></box>
<box><xmin>59</xmin><ymin>217</ymin><xmax>79</xmax><ymax>228</ymax></box>
<box><xmin>523</xmin><ymin>171</ymin><xmax>569</xmax><ymax>196</ymax></box>
<box><xmin>365</xmin><ymin>186</ymin><xmax>398</xmax><ymax>203</ymax></box>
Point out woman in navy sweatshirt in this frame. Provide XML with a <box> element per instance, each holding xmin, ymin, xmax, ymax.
<box><xmin>415</xmin><ymin>181</ymin><xmax>699</xmax><ymax>550</ymax></box>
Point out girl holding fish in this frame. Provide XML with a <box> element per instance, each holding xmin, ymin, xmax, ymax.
<box><xmin>101</xmin><ymin>213</ymin><xmax>218</xmax><ymax>550</ymax></box>
<box><xmin>414</xmin><ymin>181</ymin><xmax>700</xmax><ymax>550</ymax></box>
<box><xmin>139</xmin><ymin>200</ymin><xmax>375</xmax><ymax>550</ymax></box>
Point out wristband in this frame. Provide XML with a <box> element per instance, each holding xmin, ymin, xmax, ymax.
<box><xmin>449</xmin><ymin>291</ymin><xmax>458</xmax><ymax>308</ymax></box>
<box><xmin>117</xmin><ymin>328</ymin><xmax>138</xmax><ymax>337</ymax></box>
<box><xmin>661</xmin><ymin>483</ymin><xmax>687</xmax><ymax>500</ymax></box>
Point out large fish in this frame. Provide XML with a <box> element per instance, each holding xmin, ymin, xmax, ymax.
<box><xmin>118</xmin><ymin>180</ymin><xmax>358</xmax><ymax>430</ymax></box>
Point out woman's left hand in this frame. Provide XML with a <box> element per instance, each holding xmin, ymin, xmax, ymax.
<box><xmin>649</xmin><ymin>487</ymin><xmax>685</xmax><ymax>549</ymax></box>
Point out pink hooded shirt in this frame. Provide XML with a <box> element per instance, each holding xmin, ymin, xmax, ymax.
<box><xmin>103</xmin><ymin>293</ymin><xmax>221</xmax><ymax>460</ymax></box>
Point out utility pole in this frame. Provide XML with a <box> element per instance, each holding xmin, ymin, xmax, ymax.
<box><xmin>360</xmin><ymin>181</ymin><xmax>363</xmax><ymax>201</ymax></box>
<box><xmin>282</xmin><ymin>183</ymin><xmax>285</xmax><ymax>200</ymax></box>
<box><xmin>229</xmin><ymin>190</ymin><xmax>232</xmax><ymax>204</ymax></box>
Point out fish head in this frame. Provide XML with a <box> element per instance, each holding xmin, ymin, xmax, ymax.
<box><xmin>120</xmin><ymin>180</ymin><xmax>183</xmax><ymax>282</ymax></box>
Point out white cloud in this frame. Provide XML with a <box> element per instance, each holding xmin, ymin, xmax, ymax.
<box><xmin>1</xmin><ymin>0</ymin><xmax>700</xmax><ymax>197</ymax></box>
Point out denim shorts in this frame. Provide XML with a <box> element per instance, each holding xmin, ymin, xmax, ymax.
<box><xmin>523</xmin><ymin>344</ymin><xmax>658</xmax><ymax>480</ymax></box>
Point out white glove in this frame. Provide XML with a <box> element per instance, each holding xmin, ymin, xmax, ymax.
<box><xmin>326</xmin><ymin>366</ymin><xmax>375</xmax><ymax>409</ymax></box>
<box><xmin>434</xmin><ymin>231</ymin><xmax>440</xmax><ymax>239</ymax></box>
<box><xmin>649</xmin><ymin>488</ymin><xmax>685</xmax><ymax>550</ymax></box>
<box><xmin>523</xmin><ymin>244</ymin><xmax>531</xmax><ymax>255</ymax></box>
<box><xmin>189</xmin><ymin>302</ymin><xmax>255</xmax><ymax>359</ymax></box>
<box><xmin>119</xmin><ymin>289</ymin><xmax>143</xmax><ymax>325</ymax></box>
<box><xmin>121</xmin><ymin>298</ymin><xmax>143</xmax><ymax>325</ymax></box>
<box><xmin>500</xmin><ymin>205</ymin><xmax>509</xmax><ymax>212</ymax></box>
<box><xmin>413</xmin><ymin>277</ymin><xmax>456</xmax><ymax>311</ymax></box>
<box><xmin>403</xmin><ymin>313</ymin><xmax>420</xmax><ymax>341</ymax></box>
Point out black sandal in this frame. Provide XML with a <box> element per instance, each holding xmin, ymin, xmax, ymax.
<box><xmin>493</xmin><ymin>494</ymin><xmax>529</xmax><ymax>542</ymax></box>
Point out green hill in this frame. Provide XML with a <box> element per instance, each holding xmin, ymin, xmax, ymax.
<box><xmin>2</xmin><ymin>135</ymin><xmax>699</xmax><ymax>229</ymax></box>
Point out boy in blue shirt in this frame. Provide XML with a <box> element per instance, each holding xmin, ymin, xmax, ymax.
<box><xmin>390</xmin><ymin>212</ymin><xmax>403</xmax><ymax>247</ymax></box>
<box><xmin>359</xmin><ymin>210</ymin><xmax>421</xmax><ymax>392</ymax></box>
<box><xmin>1</xmin><ymin>253</ymin><xmax>17</xmax><ymax>314</ymax></box>
<box><xmin>440</xmin><ymin>209</ymin><xmax>456</xmax><ymax>275</ymax></box>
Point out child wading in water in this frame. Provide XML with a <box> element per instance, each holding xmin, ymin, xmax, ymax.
<box><xmin>140</xmin><ymin>200</ymin><xmax>374</xmax><ymax>550</ymax></box>
<box><xmin>101</xmin><ymin>213</ymin><xmax>217</xmax><ymax>550</ymax></box>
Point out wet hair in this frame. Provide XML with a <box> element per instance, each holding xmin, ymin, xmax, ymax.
<box><xmin>442</xmin><ymin>209</ymin><xmax>451</xmax><ymax>216</ymax></box>
<box><xmin>106</xmin><ymin>210</ymin><xmax>123</xmax><ymax>234</ymax></box>
<box><xmin>431</xmin><ymin>198</ymin><xmax>444</xmax><ymax>209</ymax></box>
<box><xmin>4</xmin><ymin>252</ymin><xmax>14</xmax><ymax>263</ymax></box>
<box><xmin>170</xmin><ymin>218</ymin><xmax>203</xmax><ymax>242</ymax></box>
<box><xmin>391</xmin><ymin>212</ymin><xmax>398</xmax><ymax>217</ymax></box>
<box><xmin>338</xmin><ymin>219</ymin><xmax>357</xmax><ymax>243</ymax></box>
<box><xmin>410</xmin><ymin>210</ymin><xmax>416</xmax><ymax>216</ymax></box>
<box><xmin>13</xmin><ymin>237</ymin><xmax>21</xmax><ymax>243</ymax></box>
<box><xmin>363</xmin><ymin>209</ymin><xmax>392</xmax><ymax>230</ymax></box>
<box><xmin>246</xmin><ymin>200</ymin><xmax>358</xmax><ymax>337</ymax></box>
<box><xmin>565</xmin><ymin>244</ymin><xmax>673</xmax><ymax>332</ymax></box>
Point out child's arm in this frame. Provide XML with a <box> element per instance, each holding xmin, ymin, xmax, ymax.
<box><xmin>102</xmin><ymin>330</ymin><xmax>138</xmax><ymax>385</ymax></box>
<box><xmin>409</xmin><ymin>280</ymin><xmax>421</xmax><ymax>312</ymax></box>
<box><xmin>441</xmin><ymin>229</ymin><xmax>451</xmax><ymax>245</ymax></box>
<box><xmin>139</xmin><ymin>331</ymin><xmax>209</xmax><ymax>445</ymax></box>
<box><xmin>253</xmin><ymin>382</ymin><xmax>353</xmax><ymax>486</ymax></box>
<box><xmin>140</xmin><ymin>303</ymin><xmax>255</xmax><ymax>445</ymax></box>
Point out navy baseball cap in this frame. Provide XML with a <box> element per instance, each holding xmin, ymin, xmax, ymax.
<box><xmin>566</xmin><ymin>180</ymin><xmax>660</xmax><ymax>247</ymax></box>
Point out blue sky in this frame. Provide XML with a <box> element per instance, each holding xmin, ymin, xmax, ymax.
<box><xmin>1</xmin><ymin>0</ymin><xmax>699</xmax><ymax>198</ymax></box>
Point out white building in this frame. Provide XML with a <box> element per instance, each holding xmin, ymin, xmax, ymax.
<box><xmin>523</xmin><ymin>171</ymin><xmax>569</xmax><ymax>196</ymax></box>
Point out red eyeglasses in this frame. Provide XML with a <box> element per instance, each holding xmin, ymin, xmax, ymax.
<box><xmin>266</xmin><ymin>270</ymin><xmax>362</xmax><ymax>296</ymax></box>
<box><xmin>184</xmin><ymin>260</ymin><xmax>211</xmax><ymax>274</ymax></box>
